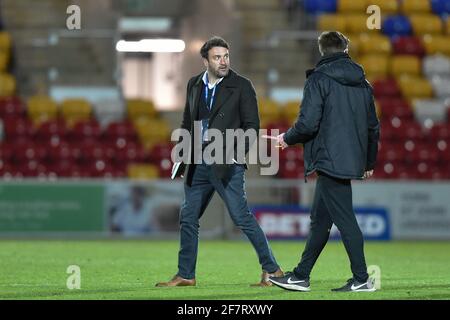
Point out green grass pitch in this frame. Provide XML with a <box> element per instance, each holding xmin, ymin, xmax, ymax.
<box><xmin>0</xmin><ymin>240</ymin><xmax>449</xmax><ymax>300</ymax></box>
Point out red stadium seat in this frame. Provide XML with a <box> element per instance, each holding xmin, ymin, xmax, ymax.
<box><xmin>4</xmin><ymin>118</ymin><xmax>35</xmax><ymax>139</ymax></box>
<box><xmin>36</xmin><ymin>120</ymin><xmax>68</xmax><ymax>143</ymax></box>
<box><xmin>114</xmin><ymin>142</ymin><xmax>149</xmax><ymax>164</ymax></box>
<box><xmin>80</xmin><ymin>143</ymin><xmax>116</xmax><ymax>162</ymax></box>
<box><xmin>103</xmin><ymin>121</ymin><xmax>138</xmax><ymax>143</ymax></box>
<box><xmin>429</xmin><ymin>123</ymin><xmax>450</xmax><ymax>140</ymax></box>
<box><xmin>13</xmin><ymin>142</ymin><xmax>47</xmax><ymax>163</ymax></box>
<box><xmin>0</xmin><ymin>142</ymin><xmax>14</xmax><ymax>161</ymax></box>
<box><xmin>279</xmin><ymin>146</ymin><xmax>304</xmax><ymax>161</ymax></box>
<box><xmin>150</xmin><ymin>142</ymin><xmax>174</xmax><ymax>162</ymax></box>
<box><xmin>157</xmin><ymin>158</ymin><xmax>173</xmax><ymax>178</ymax></box>
<box><xmin>0</xmin><ymin>96</ymin><xmax>26</xmax><ymax>118</ymax></box>
<box><xmin>372</xmin><ymin>78</ymin><xmax>401</xmax><ymax>98</ymax></box>
<box><xmin>377</xmin><ymin>98</ymin><xmax>413</xmax><ymax>120</ymax></box>
<box><xmin>392</xmin><ymin>36</ymin><xmax>426</xmax><ymax>57</ymax></box>
<box><xmin>68</xmin><ymin>120</ymin><xmax>101</xmax><ymax>142</ymax></box>
<box><xmin>278</xmin><ymin>159</ymin><xmax>304</xmax><ymax>179</ymax></box>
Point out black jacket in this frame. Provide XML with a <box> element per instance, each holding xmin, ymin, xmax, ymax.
<box><xmin>284</xmin><ymin>52</ymin><xmax>380</xmax><ymax>180</ymax></box>
<box><xmin>179</xmin><ymin>69</ymin><xmax>259</xmax><ymax>186</ymax></box>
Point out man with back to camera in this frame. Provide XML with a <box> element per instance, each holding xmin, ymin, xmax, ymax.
<box><xmin>155</xmin><ymin>36</ymin><xmax>283</xmax><ymax>287</ymax></box>
<box><xmin>269</xmin><ymin>31</ymin><xmax>380</xmax><ymax>292</ymax></box>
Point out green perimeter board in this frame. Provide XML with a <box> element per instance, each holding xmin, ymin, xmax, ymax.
<box><xmin>0</xmin><ymin>183</ymin><xmax>105</xmax><ymax>231</ymax></box>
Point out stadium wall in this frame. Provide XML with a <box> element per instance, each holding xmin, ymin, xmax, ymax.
<box><xmin>0</xmin><ymin>179</ymin><xmax>448</xmax><ymax>240</ymax></box>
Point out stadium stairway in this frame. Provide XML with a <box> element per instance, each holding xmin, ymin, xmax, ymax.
<box><xmin>1</xmin><ymin>0</ymin><xmax>118</xmax><ymax>96</ymax></box>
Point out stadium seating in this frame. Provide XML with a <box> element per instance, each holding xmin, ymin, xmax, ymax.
<box><xmin>0</xmin><ymin>73</ymin><xmax>15</xmax><ymax>97</ymax></box>
<box><xmin>358</xmin><ymin>34</ymin><xmax>391</xmax><ymax>55</ymax></box>
<box><xmin>127</xmin><ymin>163</ymin><xmax>159</xmax><ymax>179</ymax></box>
<box><xmin>392</xmin><ymin>36</ymin><xmax>426</xmax><ymax>56</ymax></box>
<box><xmin>27</xmin><ymin>95</ymin><xmax>58</xmax><ymax>125</ymax></box>
<box><xmin>304</xmin><ymin>0</ymin><xmax>337</xmax><ymax>14</ymax></box>
<box><xmin>398</xmin><ymin>76</ymin><xmax>434</xmax><ymax>99</ymax></box>
<box><xmin>337</xmin><ymin>0</ymin><xmax>366</xmax><ymax>12</ymax></box>
<box><xmin>369</xmin><ymin>0</ymin><xmax>399</xmax><ymax>14</ymax></box>
<box><xmin>372</xmin><ymin>78</ymin><xmax>401</xmax><ymax>98</ymax></box>
<box><xmin>0</xmin><ymin>96</ymin><xmax>25</xmax><ymax>118</ymax></box>
<box><xmin>346</xmin><ymin>14</ymin><xmax>377</xmax><ymax>34</ymax></box>
<box><xmin>422</xmin><ymin>35</ymin><xmax>450</xmax><ymax>55</ymax></box>
<box><xmin>358</xmin><ymin>55</ymin><xmax>389</xmax><ymax>78</ymax></box>
<box><xmin>60</xmin><ymin>98</ymin><xmax>92</xmax><ymax>127</ymax></box>
<box><xmin>382</xmin><ymin>15</ymin><xmax>413</xmax><ymax>37</ymax></box>
<box><xmin>429</xmin><ymin>75</ymin><xmax>450</xmax><ymax>98</ymax></box>
<box><xmin>281</xmin><ymin>101</ymin><xmax>301</xmax><ymax>123</ymax></box>
<box><xmin>401</xmin><ymin>0</ymin><xmax>432</xmax><ymax>14</ymax></box>
<box><xmin>317</xmin><ymin>14</ymin><xmax>346</xmax><ymax>32</ymax></box>
<box><xmin>423</xmin><ymin>54</ymin><xmax>450</xmax><ymax>76</ymax></box>
<box><xmin>409</xmin><ymin>14</ymin><xmax>443</xmax><ymax>35</ymax></box>
<box><xmin>390</xmin><ymin>55</ymin><xmax>421</xmax><ymax>76</ymax></box>
<box><xmin>431</xmin><ymin>0</ymin><xmax>450</xmax><ymax>15</ymax></box>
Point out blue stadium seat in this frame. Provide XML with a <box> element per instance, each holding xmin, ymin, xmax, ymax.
<box><xmin>382</xmin><ymin>15</ymin><xmax>413</xmax><ymax>37</ymax></box>
<box><xmin>304</xmin><ymin>0</ymin><xmax>337</xmax><ymax>14</ymax></box>
<box><xmin>430</xmin><ymin>0</ymin><xmax>450</xmax><ymax>15</ymax></box>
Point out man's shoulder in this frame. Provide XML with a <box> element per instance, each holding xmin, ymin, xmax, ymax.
<box><xmin>227</xmin><ymin>69</ymin><xmax>254</xmax><ymax>89</ymax></box>
<box><xmin>188</xmin><ymin>72</ymin><xmax>204</xmax><ymax>85</ymax></box>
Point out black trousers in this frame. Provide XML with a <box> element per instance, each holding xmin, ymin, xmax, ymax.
<box><xmin>294</xmin><ymin>172</ymin><xmax>369</xmax><ymax>283</ymax></box>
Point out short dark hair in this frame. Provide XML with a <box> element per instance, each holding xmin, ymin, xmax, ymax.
<box><xmin>318</xmin><ymin>31</ymin><xmax>349</xmax><ymax>55</ymax></box>
<box><xmin>200</xmin><ymin>36</ymin><xmax>230</xmax><ymax>59</ymax></box>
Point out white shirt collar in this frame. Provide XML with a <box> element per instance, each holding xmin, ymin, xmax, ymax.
<box><xmin>202</xmin><ymin>71</ymin><xmax>224</xmax><ymax>89</ymax></box>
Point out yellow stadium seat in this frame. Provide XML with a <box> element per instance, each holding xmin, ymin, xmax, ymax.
<box><xmin>60</xmin><ymin>98</ymin><xmax>92</xmax><ymax>127</ymax></box>
<box><xmin>390</xmin><ymin>55</ymin><xmax>421</xmax><ymax>76</ymax></box>
<box><xmin>410</xmin><ymin>15</ymin><xmax>443</xmax><ymax>35</ymax></box>
<box><xmin>401</xmin><ymin>0</ymin><xmax>431</xmax><ymax>13</ymax></box>
<box><xmin>281</xmin><ymin>101</ymin><xmax>301</xmax><ymax>122</ymax></box>
<box><xmin>0</xmin><ymin>32</ymin><xmax>11</xmax><ymax>51</ymax></box>
<box><xmin>133</xmin><ymin>117</ymin><xmax>171</xmax><ymax>148</ymax></box>
<box><xmin>366</xmin><ymin>0</ymin><xmax>399</xmax><ymax>14</ymax></box>
<box><xmin>358</xmin><ymin>34</ymin><xmax>391</xmax><ymax>55</ymax></box>
<box><xmin>128</xmin><ymin>164</ymin><xmax>159</xmax><ymax>179</ymax></box>
<box><xmin>338</xmin><ymin>0</ymin><xmax>366</xmax><ymax>12</ymax></box>
<box><xmin>259</xmin><ymin>98</ymin><xmax>281</xmax><ymax>120</ymax></box>
<box><xmin>398</xmin><ymin>76</ymin><xmax>433</xmax><ymax>99</ymax></box>
<box><xmin>0</xmin><ymin>51</ymin><xmax>9</xmax><ymax>71</ymax></box>
<box><xmin>346</xmin><ymin>14</ymin><xmax>378</xmax><ymax>34</ymax></box>
<box><xmin>27</xmin><ymin>95</ymin><xmax>58</xmax><ymax>124</ymax></box>
<box><xmin>317</xmin><ymin>14</ymin><xmax>347</xmax><ymax>32</ymax></box>
<box><xmin>358</xmin><ymin>55</ymin><xmax>389</xmax><ymax>78</ymax></box>
<box><xmin>346</xmin><ymin>34</ymin><xmax>361</xmax><ymax>57</ymax></box>
<box><xmin>422</xmin><ymin>35</ymin><xmax>450</xmax><ymax>55</ymax></box>
<box><xmin>0</xmin><ymin>73</ymin><xmax>15</xmax><ymax>97</ymax></box>
<box><xmin>127</xmin><ymin>99</ymin><xmax>157</xmax><ymax>120</ymax></box>
<box><xmin>447</xmin><ymin>18</ymin><xmax>450</xmax><ymax>34</ymax></box>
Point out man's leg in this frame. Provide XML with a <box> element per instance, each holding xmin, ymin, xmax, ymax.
<box><xmin>319</xmin><ymin>174</ymin><xmax>369</xmax><ymax>283</ymax></box>
<box><xmin>211</xmin><ymin>164</ymin><xmax>279</xmax><ymax>273</ymax></box>
<box><xmin>293</xmin><ymin>174</ymin><xmax>333</xmax><ymax>280</ymax></box>
<box><xmin>177</xmin><ymin>164</ymin><xmax>215</xmax><ymax>279</ymax></box>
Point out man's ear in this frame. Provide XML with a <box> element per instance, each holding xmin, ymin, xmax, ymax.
<box><xmin>202</xmin><ymin>58</ymin><xmax>209</xmax><ymax>68</ymax></box>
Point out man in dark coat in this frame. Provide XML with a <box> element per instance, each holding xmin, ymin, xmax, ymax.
<box><xmin>269</xmin><ymin>31</ymin><xmax>380</xmax><ymax>292</ymax></box>
<box><xmin>156</xmin><ymin>36</ymin><xmax>283</xmax><ymax>287</ymax></box>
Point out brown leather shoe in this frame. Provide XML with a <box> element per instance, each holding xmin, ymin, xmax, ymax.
<box><xmin>250</xmin><ymin>268</ymin><xmax>284</xmax><ymax>287</ymax></box>
<box><xmin>155</xmin><ymin>275</ymin><xmax>196</xmax><ymax>287</ymax></box>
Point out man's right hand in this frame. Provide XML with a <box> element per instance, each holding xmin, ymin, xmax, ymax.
<box><xmin>363</xmin><ymin>170</ymin><xmax>374</xmax><ymax>179</ymax></box>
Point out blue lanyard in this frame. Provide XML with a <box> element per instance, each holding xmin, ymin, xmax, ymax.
<box><xmin>204</xmin><ymin>84</ymin><xmax>217</xmax><ymax>111</ymax></box>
